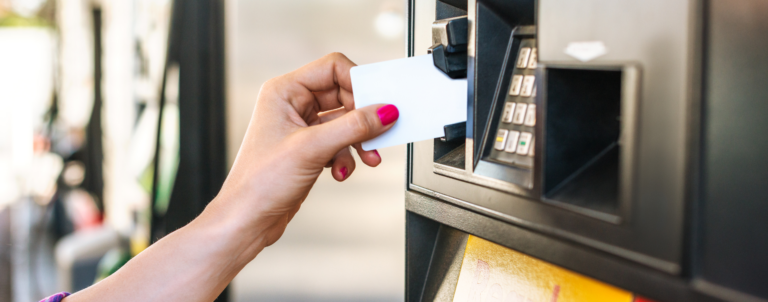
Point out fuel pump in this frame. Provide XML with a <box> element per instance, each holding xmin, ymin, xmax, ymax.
<box><xmin>405</xmin><ymin>0</ymin><xmax>768</xmax><ymax>301</ymax></box>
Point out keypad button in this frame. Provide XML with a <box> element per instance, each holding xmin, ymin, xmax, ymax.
<box><xmin>517</xmin><ymin>132</ymin><xmax>533</xmax><ymax>154</ymax></box>
<box><xmin>504</xmin><ymin>131</ymin><xmax>520</xmax><ymax>153</ymax></box>
<box><xmin>524</xmin><ymin>104</ymin><xmax>536</xmax><ymax>126</ymax></box>
<box><xmin>494</xmin><ymin>129</ymin><xmax>508</xmax><ymax>150</ymax></box>
<box><xmin>520</xmin><ymin>75</ymin><xmax>535</xmax><ymax>97</ymax></box>
<box><xmin>502</xmin><ymin>102</ymin><xmax>515</xmax><ymax>123</ymax></box>
<box><xmin>517</xmin><ymin>47</ymin><xmax>531</xmax><ymax>68</ymax></box>
<box><xmin>512</xmin><ymin>103</ymin><xmax>528</xmax><ymax>125</ymax></box>
<box><xmin>509</xmin><ymin>75</ymin><xmax>523</xmax><ymax>96</ymax></box>
<box><xmin>528</xmin><ymin>48</ymin><xmax>537</xmax><ymax>69</ymax></box>
<box><xmin>532</xmin><ymin>85</ymin><xmax>537</xmax><ymax>97</ymax></box>
<box><xmin>528</xmin><ymin>139</ymin><xmax>535</xmax><ymax>156</ymax></box>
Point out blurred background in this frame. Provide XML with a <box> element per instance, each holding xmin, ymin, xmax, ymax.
<box><xmin>0</xmin><ymin>0</ymin><xmax>406</xmax><ymax>301</ymax></box>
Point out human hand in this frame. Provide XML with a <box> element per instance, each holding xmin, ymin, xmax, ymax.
<box><xmin>206</xmin><ymin>53</ymin><xmax>399</xmax><ymax>249</ymax></box>
<box><xmin>60</xmin><ymin>53</ymin><xmax>398</xmax><ymax>302</ymax></box>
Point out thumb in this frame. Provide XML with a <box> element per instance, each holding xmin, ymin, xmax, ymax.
<box><xmin>302</xmin><ymin>104</ymin><xmax>398</xmax><ymax>160</ymax></box>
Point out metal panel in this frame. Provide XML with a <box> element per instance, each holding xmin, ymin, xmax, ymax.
<box><xmin>410</xmin><ymin>0</ymin><xmax>694</xmax><ymax>274</ymax></box>
<box><xmin>419</xmin><ymin>226</ymin><xmax>468</xmax><ymax>302</ymax></box>
<box><xmin>406</xmin><ymin>211</ymin><xmax>442</xmax><ymax>302</ymax></box>
<box><xmin>698</xmin><ymin>0</ymin><xmax>768</xmax><ymax>300</ymax></box>
<box><xmin>405</xmin><ymin>191</ymin><xmax>722</xmax><ymax>302</ymax></box>
<box><xmin>537</xmin><ymin>0</ymin><xmax>693</xmax><ymax>269</ymax></box>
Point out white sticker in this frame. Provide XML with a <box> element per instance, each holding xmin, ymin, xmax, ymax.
<box><xmin>509</xmin><ymin>75</ymin><xmax>523</xmax><ymax>95</ymax></box>
<box><xmin>524</xmin><ymin>104</ymin><xmax>536</xmax><ymax>126</ymax></box>
<box><xmin>528</xmin><ymin>48</ymin><xmax>538</xmax><ymax>69</ymax></box>
<box><xmin>494</xmin><ymin>129</ymin><xmax>508</xmax><ymax>150</ymax></box>
<box><xmin>517</xmin><ymin>47</ymin><xmax>531</xmax><ymax>68</ymax></box>
<box><xmin>502</xmin><ymin>102</ymin><xmax>516</xmax><ymax>123</ymax></box>
<box><xmin>520</xmin><ymin>75</ymin><xmax>535</xmax><ymax>97</ymax></box>
<box><xmin>517</xmin><ymin>132</ymin><xmax>533</xmax><ymax>154</ymax></box>
<box><xmin>564</xmin><ymin>41</ymin><xmax>607</xmax><ymax>62</ymax></box>
<box><xmin>528</xmin><ymin>139</ymin><xmax>535</xmax><ymax>156</ymax></box>
<box><xmin>512</xmin><ymin>103</ymin><xmax>528</xmax><ymax>125</ymax></box>
<box><xmin>505</xmin><ymin>131</ymin><xmax>521</xmax><ymax>153</ymax></box>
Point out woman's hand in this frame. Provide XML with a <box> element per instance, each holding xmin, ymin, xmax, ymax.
<box><xmin>62</xmin><ymin>53</ymin><xmax>398</xmax><ymax>302</ymax></box>
<box><xmin>206</xmin><ymin>52</ymin><xmax>399</xmax><ymax>249</ymax></box>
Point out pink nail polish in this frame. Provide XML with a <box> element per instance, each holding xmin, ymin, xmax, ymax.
<box><xmin>340</xmin><ymin>167</ymin><xmax>348</xmax><ymax>179</ymax></box>
<box><xmin>377</xmin><ymin>104</ymin><xmax>399</xmax><ymax>126</ymax></box>
<box><xmin>373</xmin><ymin>150</ymin><xmax>380</xmax><ymax>158</ymax></box>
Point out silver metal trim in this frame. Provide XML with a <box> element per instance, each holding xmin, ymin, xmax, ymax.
<box><xmin>433</xmin><ymin>162</ymin><xmax>531</xmax><ymax>196</ymax></box>
<box><xmin>465</xmin><ymin>0</ymin><xmax>477</xmax><ymax>172</ymax></box>
<box><xmin>431</xmin><ymin>15</ymin><xmax>467</xmax><ymax>48</ymax></box>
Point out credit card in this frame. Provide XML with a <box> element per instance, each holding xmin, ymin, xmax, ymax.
<box><xmin>351</xmin><ymin>54</ymin><xmax>467</xmax><ymax>151</ymax></box>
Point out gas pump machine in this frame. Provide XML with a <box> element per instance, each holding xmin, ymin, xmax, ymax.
<box><xmin>404</xmin><ymin>0</ymin><xmax>768</xmax><ymax>301</ymax></box>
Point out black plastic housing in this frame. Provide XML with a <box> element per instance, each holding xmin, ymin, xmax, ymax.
<box><xmin>407</xmin><ymin>0</ymin><xmax>768</xmax><ymax>301</ymax></box>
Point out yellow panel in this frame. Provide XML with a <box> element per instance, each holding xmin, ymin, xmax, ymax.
<box><xmin>452</xmin><ymin>236</ymin><xmax>634</xmax><ymax>302</ymax></box>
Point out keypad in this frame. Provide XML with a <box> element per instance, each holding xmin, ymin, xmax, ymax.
<box><xmin>488</xmin><ymin>41</ymin><xmax>537</xmax><ymax>169</ymax></box>
<box><xmin>502</xmin><ymin>102</ymin><xmax>515</xmax><ymax>123</ymax></box>
<box><xmin>520</xmin><ymin>75</ymin><xmax>535</xmax><ymax>97</ymax></box>
<box><xmin>494</xmin><ymin>129</ymin><xmax>508</xmax><ymax>150</ymax></box>
<box><xmin>517</xmin><ymin>132</ymin><xmax>533</xmax><ymax>154</ymax></box>
<box><xmin>509</xmin><ymin>75</ymin><xmax>523</xmax><ymax>96</ymax></box>
<box><xmin>524</xmin><ymin>104</ymin><xmax>536</xmax><ymax>126</ymax></box>
<box><xmin>516</xmin><ymin>47</ymin><xmax>531</xmax><ymax>68</ymax></box>
<box><xmin>504</xmin><ymin>131</ymin><xmax>521</xmax><ymax>153</ymax></box>
<box><xmin>512</xmin><ymin>103</ymin><xmax>528</xmax><ymax>125</ymax></box>
<box><xmin>527</xmin><ymin>48</ymin><xmax>537</xmax><ymax>69</ymax></box>
<box><xmin>528</xmin><ymin>139</ymin><xmax>535</xmax><ymax>156</ymax></box>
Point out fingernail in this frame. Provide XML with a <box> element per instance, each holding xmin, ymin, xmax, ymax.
<box><xmin>377</xmin><ymin>104</ymin><xmax>399</xmax><ymax>126</ymax></box>
<box><xmin>373</xmin><ymin>150</ymin><xmax>380</xmax><ymax>158</ymax></box>
<box><xmin>340</xmin><ymin>167</ymin><xmax>348</xmax><ymax>180</ymax></box>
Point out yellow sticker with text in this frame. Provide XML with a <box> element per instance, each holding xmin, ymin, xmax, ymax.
<box><xmin>453</xmin><ymin>236</ymin><xmax>633</xmax><ymax>302</ymax></box>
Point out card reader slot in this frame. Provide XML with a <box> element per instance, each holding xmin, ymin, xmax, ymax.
<box><xmin>435</xmin><ymin>141</ymin><xmax>466</xmax><ymax>169</ymax></box>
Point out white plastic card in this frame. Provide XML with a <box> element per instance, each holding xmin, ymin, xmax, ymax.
<box><xmin>351</xmin><ymin>54</ymin><xmax>467</xmax><ymax>151</ymax></box>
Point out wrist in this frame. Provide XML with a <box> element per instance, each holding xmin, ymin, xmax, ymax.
<box><xmin>194</xmin><ymin>195</ymin><xmax>272</xmax><ymax>264</ymax></box>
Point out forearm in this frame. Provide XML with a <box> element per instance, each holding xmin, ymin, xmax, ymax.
<box><xmin>59</xmin><ymin>52</ymin><xmax>395</xmax><ymax>302</ymax></box>
<box><xmin>64</xmin><ymin>199</ymin><xmax>268</xmax><ymax>302</ymax></box>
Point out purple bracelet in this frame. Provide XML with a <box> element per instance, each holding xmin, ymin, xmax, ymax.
<box><xmin>40</xmin><ymin>292</ymin><xmax>71</xmax><ymax>302</ymax></box>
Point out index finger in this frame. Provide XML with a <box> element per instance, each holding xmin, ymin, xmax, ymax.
<box><xmin>287</xmin><ymin>52</ymin><xmax>357</xmax><ymax>111</ymax></box>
